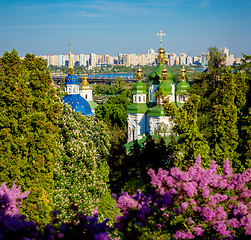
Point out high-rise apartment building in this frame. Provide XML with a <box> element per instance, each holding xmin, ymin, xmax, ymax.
<box><xmin>201</xmin><ymin>53</ymin><xmax>208</xmax><ymax>66</ymax></box>
<box><xmin>80</xmin><ymin>54</ymin><xmax>89</xmax><ymax>66</ymax></box>
<box><xmin>179</xmin><ymin>53</ymin><xmax>187</xmax><ymax>65</ymax></box>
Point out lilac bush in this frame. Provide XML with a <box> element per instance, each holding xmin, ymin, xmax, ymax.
<box><xmin>114</xmin><ymin>156</ymin><xmax>251</xmax><ymax>239</ymax></box>
<box><xmin>0</xmin><ymin>183</ymin><xmax>116</xmax><ymax>240</ymax></box>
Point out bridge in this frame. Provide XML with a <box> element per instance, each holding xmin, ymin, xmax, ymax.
<box><xmin>52</xmin><ymin>74</ymin><xmax>146</xmax><ymax>86</ymax></box>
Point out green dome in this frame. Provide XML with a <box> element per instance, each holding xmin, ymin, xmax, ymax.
<box><xmin>176</xmin><ymin>81</ymin><xmax>190</xmax><ymax>94</ymax></box>
<box><xmin>132</xmin><ymin>81</ymin><xmax>147</xmax><ymax>94</ymax></box>
<box><xmin>149</xmin><ymin>63</ymin><xmax>175</xmax><ymax>85</ymax></box>
<box><xmin>127</xmin><ymin>103</ymin><xmax>148</xmax><ymax>114</ymax></box>
<box><xmin>147</xmin><ymin>105</ymin><xmax>166</xmax><ymax>117</ymax></box>
<box><xmin>157</xmin><ymin>81</ymin><xmax>172</xmax><ymax>95</ymax></box>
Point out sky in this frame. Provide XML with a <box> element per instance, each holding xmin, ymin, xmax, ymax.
<box><xmin>0</xmin><ymin>0</ymin><xmax>250</xmax><ymax>58</ymax></box>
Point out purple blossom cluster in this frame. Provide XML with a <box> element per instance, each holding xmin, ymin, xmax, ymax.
<box><xmin>0</xmin><ymin>183</ymin><xmax>116</xmax><ymax>240</ymax></box>
<box><xmin>114</xmin><ymin>156</ymin><xmax>251</xmax><ymax>239</ymax></box>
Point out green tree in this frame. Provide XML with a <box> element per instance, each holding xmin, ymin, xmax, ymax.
<box><xmin>154</xmin><ymin>88</ymin><xmax>167</xmax><ymax>106</ymax></box>
<box><xmin>211</xmin><ymin>68</ymin><xmax>248</xmax><ymax>171</ymax></box>
<box><xmin>53</xmin><ymin>103</ymin><xmax>118</xmax><ymax>222</ymax></box>
<box><xmin>95</xmin><ymin>93</ymin><xmax>131</xmax><ymax>129</ymax></box>
<box><xmin>164</xmin><ymin>95</ymin><xmax>210</xmax><ymax>170</ymax></box>
<box><xmin>0</xmin><ymin>50</ymin><xmax>61</xmax><ymax>224</ymax></box>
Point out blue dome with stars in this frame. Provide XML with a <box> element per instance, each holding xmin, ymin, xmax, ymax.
<box><xmin>65</xmin><ymin>74</ymin><xmax>79</xmax><ymax>85</ymax></box>
<box><xmin>63</xmin><ymin>94</ymin><xmax>94</xmax><ymax>116</ymax></box>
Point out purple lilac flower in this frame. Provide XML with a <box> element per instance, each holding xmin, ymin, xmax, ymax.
<box><xmin>116</xmin><ymin>192</ymin><xmax>138</xmax><ymax>211</ymax></box>
<box><xmin>240</xmin><ymin>213</ymin><xmax>251</xmax><ymax>235</ymax></box>
<box><xmin>223</xmin><ymin>158</ymin><xmax>233</xmax><ymax>178</ymax></box>
<box><xmin>183</xmin><ymin>181</ymin><xmax>197</xmax><ymax>197</ymax></box>
<box><xmin>229</xmin><ymin>218</ymin><xmax>240</xmax><ymax>228</ymax></box>
<box><xmin>191</xmin><ymin>225</ymin><xmax>204</xmax><ymax>236</ymax></box>
<box><xmin>174</xmin><ymin>230</ymin><xmax>194</xmax><ymax>239</ymax></box>
<box><xmin>181</xmin><ymin>202</ymin><xmax>188</xmax><ymax>210</ymax></box>
<box><xmin>214</xmin><ymin>220</ymin><xmax>232</xmax><ymax>237</ymax></box>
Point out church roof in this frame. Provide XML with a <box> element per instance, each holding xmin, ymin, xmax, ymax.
<box><xmin>80</xmin><ymin>74</ymin><xmax>92</xmax><ymax>90</ymax></box>
<box><xmin>65</xmin><ymin>74</ymin><xmax>79</xmax><ymax>85</ymax></box>
<box><xmin>63</xmin><ymin>94</ymin><xmax>94</xmax><ymax>116</ymax></box>
<box><xmin>88</xmin><ymin>100</ymin><xmax>99</xmax><ymax>110</ymax></box>
<box><xmin>157</xmin><ymin>81</ymin><xmax>172</xmax><ymax>95</ymax></box>
<box><xmin>127</xmin><ymin>103</ymin><xmax>148</xmax><ymax>114</ymax></box>
<box><xmin>176</xmin><ymin>80</ymin><xmax>190</xmax><ymax>94</ymax></box>
<box><xmin>147</xmin><ymin>105</ymin><xmax>166</xmax><ymax>117</ymax></box>
<box><xmin>148</xmin><ymin>63</ymin><xmax>175</xmax><ymax>85</ymax></box>
<box><xmin>132</xmin><ymin>81</ymin><xmax>147</xmax><ymax>94</ymax></box>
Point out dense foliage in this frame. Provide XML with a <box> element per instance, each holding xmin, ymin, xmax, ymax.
<box><xmin>0</xmin><ymin>50</ymin><xmax>61</xmax><ymax>224</ymax></box>
<box><xmin>164</xmin><ymin>95</ymin><xmax>210</xmax><ymax>170</ymax></box>
<box><xmin>95</xmin><ymin>93</ymin><xmax>131</xmax><ymax>129</ymax></box>
<box><xmin>113</xmin><ymin>156</ymin><xmax>251</xmax><ymax>240</ymax></box>
<box><xmin>2</xmin><ymin>157</ymin><xmax>250</xmax><ymax>239</ymax></box>
<box><xmin>0</xmin><ymin>183</ymin><xmax>116</xmax><ymax>240</ymax></box>
<box><xmin>167</xmin><ymin>49</ymin><xmax>251</xmax><ymax>172</ymax></box>
<box><xmin>92</xmin><ymin>77</ymin><xmax>133</xmax><ymax>97</ymax></box>
<box><xmin>53</xmin><ymin>102</ymin><xmax>119</xmax><ymax>222</ymax></box>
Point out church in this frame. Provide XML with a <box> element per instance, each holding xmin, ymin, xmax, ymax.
<box><xmin>63</xmin><ymin>46</ymin><xmax>98</xmax><ymax>115</ymax></box>
<box><xmin>127</xmin><ymin>32</ymin><xmax>190</xmax><ymax>142</ymax></box>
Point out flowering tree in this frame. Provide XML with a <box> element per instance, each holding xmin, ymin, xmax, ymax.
<box><xmin>0</xmin><ymin>182</ymin><xmax>116</xmax><ymax>240</ymax></box>
<box><xmin>114</xmin><ymin>156</ymin><xmax>251</xmax><ymax>239</ymax></box>
<box><xmin>53</xmin><ymin>103</ymin><xmax>118</xmax><ymax>222</ymax></box>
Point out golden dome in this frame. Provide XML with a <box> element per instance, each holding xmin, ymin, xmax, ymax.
<box><xmin>80</xmin><ymin>74</ymin><xmax>92</xmax><ymax>90</ymax></box>
<box><xmin>137</xmin><ymin>66</ymin><xmax>143</xmax><ymax>81</ymax></box>
<box><xmin>158</xmin><ymin>46</ymin><xmax>166</xmax><ymax>64</ymax></box>
<box><xmin>180</xmin><ymin>66</ymin><xmax>186</xmax><ymax>81</ymax></box>
<box><xmin>162</xmin><ymin>67</ymin><xmax>167</xmax><ymax>81</ymax></box>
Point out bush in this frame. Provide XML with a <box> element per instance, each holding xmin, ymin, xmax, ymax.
<box><xmin>113</xmin><ymin>156</ymin><xmax>251</xmax><ymax>239</ymax></box>
<box><xmin>0</xmin><ymin>182</ymin><xmax>117</xmax><ymax>240</ymax></box>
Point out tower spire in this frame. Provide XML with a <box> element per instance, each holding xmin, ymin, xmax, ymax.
<box><xmin>68</xmin><ymin>41</ymin><xmax>74</xmax><ymax>74</ymax></box>
<box><xmin>157</xmin><ymin>30</ymin><xmax>166</xmax><ymax>64</ymax></box>
<box><xmin>137</xmin><ymin>66</ymin><xmax>143</xmax><ymax>81</ymax></box>
<box><xmin>180</xmin><ymin>66</ymin><xmax>186</xmax><ymax>81</ymax></box>
<box><xmin>157</xmin><ymin>29</ymin><xmax>166</xmax><ymax>47</ymax></box>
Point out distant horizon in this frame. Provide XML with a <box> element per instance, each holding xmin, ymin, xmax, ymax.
<box><xmin>1</xmin><ymin>45</ymin><xmax>244</xmax><ymax>59</ymax></box>
<box><xmin>1</xmin><ymin>0</ymin><xmax>250</xmax><ymax>58</ymax></box>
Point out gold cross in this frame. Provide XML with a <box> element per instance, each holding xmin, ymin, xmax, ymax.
<box><xmin>157</xmin><ymin>30</ymin><xmax>166</xmax><ymax>47</ymax></box>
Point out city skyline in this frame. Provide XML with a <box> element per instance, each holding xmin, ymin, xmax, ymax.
<box><xmin>0</xmin><ymin>0</ymin><xmax>251</xmax><ymax>58</ymax></box>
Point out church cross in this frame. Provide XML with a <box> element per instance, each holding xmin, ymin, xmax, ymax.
<box><xmin>157</xmin><ymin>30</ymin><xmax>166</xmax><ymax>47</ymax></box>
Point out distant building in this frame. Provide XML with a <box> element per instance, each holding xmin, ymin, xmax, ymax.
<box><xmin>127</xmin><ymin>38</ymin><xmax>190</xmax><ymax>142</ymax></box>
<box><xmin>180</xmin><ymin>53</ymin><xmax>187</xmax><ymax>65</ymax></box>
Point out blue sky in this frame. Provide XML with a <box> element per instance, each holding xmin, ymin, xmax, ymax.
<box><xmin>0</xmin><ymin>0</ymin><xmax>250</xmax><ymax>57</ymax></box>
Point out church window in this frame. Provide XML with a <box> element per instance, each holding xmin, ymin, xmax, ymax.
<box><xmin>69</xmin><ymin>88</ymin><xmax>71</xmax><ymax>93</ymax></box>
<box><xmin>143</xmin><ymin>96</ymin><xmax>145</xmax><ymax>102</ymax></box>
<box><xmin>139</xmin><ymin>96</ymin><xmax>141</xmax><ymax>102</ymax></box>
<box><xmin>86</xmin><ymin>94</ymin><xmax>88</xmax><ymax>99</ymax></box>
<box><xmin>73</xmin><ymin>87</ymin><xmax>76</xmax><ymax>93</ymax></box>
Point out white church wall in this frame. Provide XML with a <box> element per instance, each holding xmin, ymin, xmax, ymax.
<box><xmin>148</xmin><ymin>84</ymin><xmax>158</xmax><ymax>103</ymax></box>
<box><xmin>127</xmin><ymin>113</ymin><xmax>146</xmax><ymax>142</ymax></box>
<box><xmin>80</xmin><ymin>89</ymin><xmax>92</xmax><ymax>101</ymax></box>
<box><xmin>133</xmin><ymin>94</ymin><xmax>146</xmax><ymax>103</ymax></box>
<box><xmin>147</xmin><ymin>115</ymin><xmax>172</xmax><ymax>136</ymax></box>
<box><xmin>66</xmin><ymin>84</ymin><xmax>79</xmax><ymax>95</ymax></box>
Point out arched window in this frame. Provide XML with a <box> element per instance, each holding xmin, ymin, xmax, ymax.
<box><xmin>73</xmin><ymin>87</ymin><xmax>76</xmax><ymax>93</ymax></box>
<box><xmin>134</xmin><ymin>96</ymin><xmax>136</xmax><ymax>102</ymax></box>
<box><xmin>139</xmin><ymin>96</ymin><xmax>141</xmax><ymax>102</ymax></box>
<box><xmin>86</xmin><ymin>94</ymin><xmax>88</xmax><ymax>99</ymax></box>
<box><xmin>143</xmin><ymin>96</ymin><xmax>145</xmax><ymax>102</ymax></box>
<box><xmin>69</xmin><ymin>88</ymin><xmax>71</xmax><ymax>93</ymax></box>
